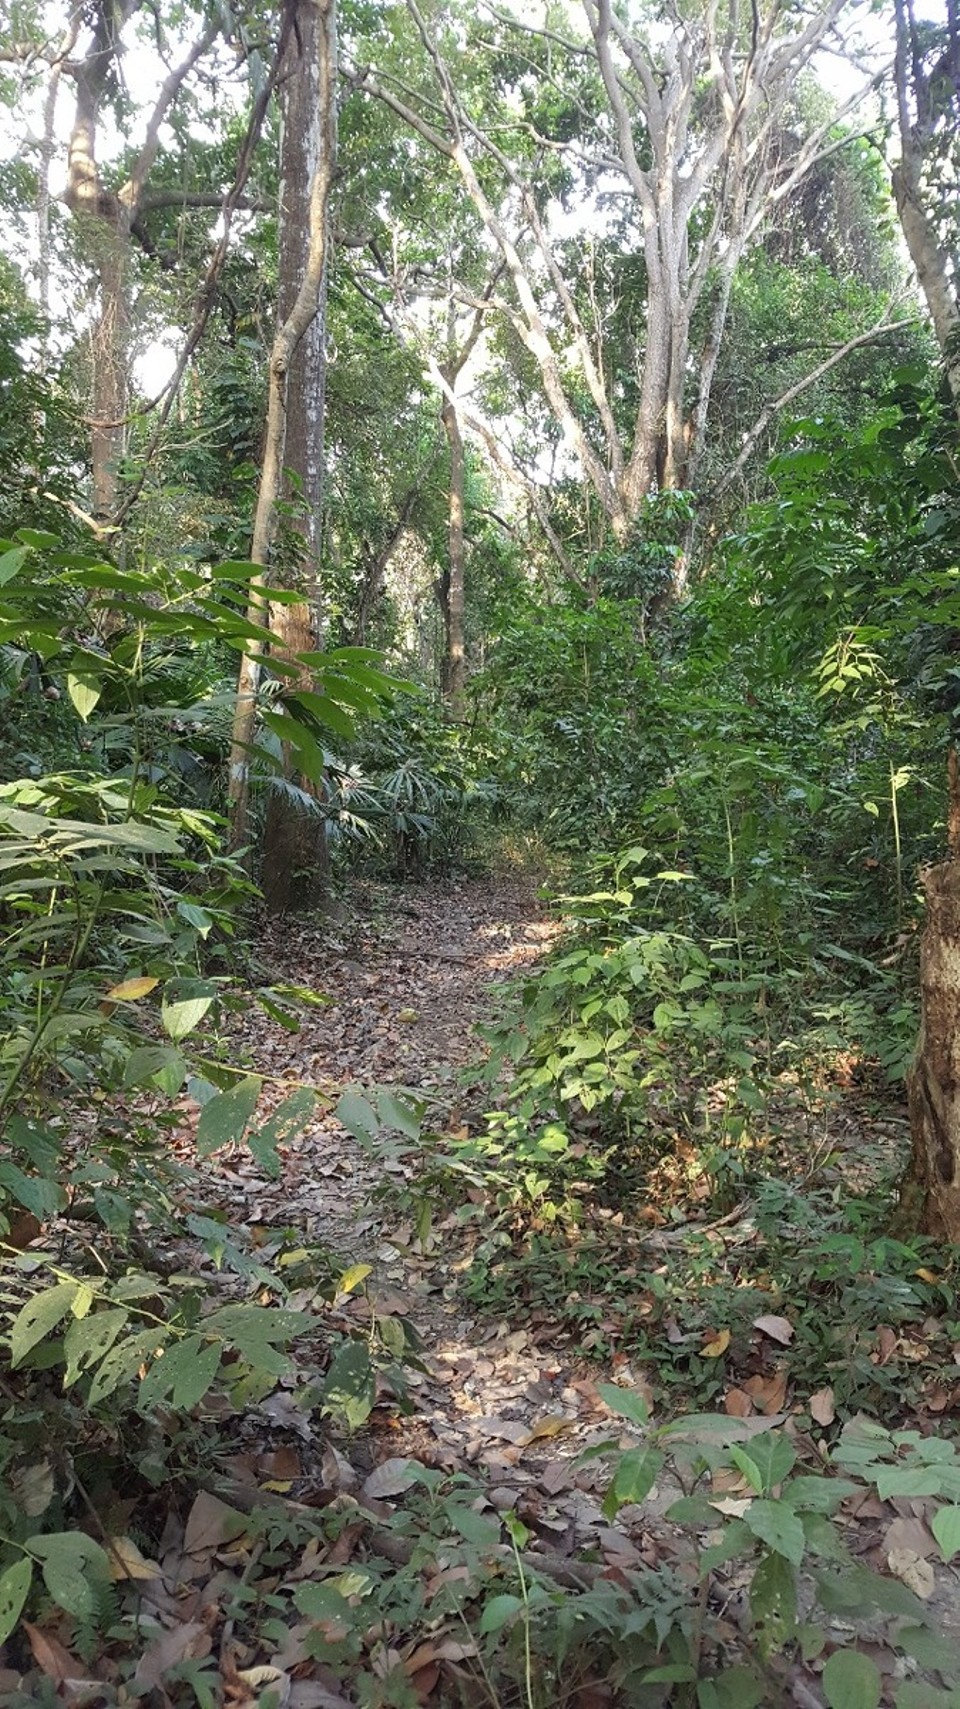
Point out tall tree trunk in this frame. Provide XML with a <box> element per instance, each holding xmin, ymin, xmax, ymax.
<box><xmin>226</xmin><ymin>0</ymin><xmax>337</xmax><ymax>863</ymax></box>
<box><xmin>260</xmin><ymin>0</ymin><xmax>334</xmax><ymax>913</ymax></box>
<box><xmin>439</xmin><ymin>391</ymin><xmax>466</xmax><ymax>717</ymax></box>
<box><xmin>903</xmin><ymin>753</ymin><xmax>960</xmax><ymax>1241</ymax></box>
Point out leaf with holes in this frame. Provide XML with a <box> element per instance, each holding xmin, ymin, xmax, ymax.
<box><xmin>0</xmin><ymin>1559</ymin><xmax>31</xmax><ymax>1646</ymax></box>
<box><xmin>10</xmin><ymin>1283</ymin><xmax>80</xmax><ymax>1367</ymax></box>
<box><xmin>195</xmin><ymin>1075</ymin><xmax>262</xmax><ymax>1157</ymax></box>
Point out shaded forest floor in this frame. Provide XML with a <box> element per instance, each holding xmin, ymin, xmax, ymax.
<box><xmin>13</xmin><ymin>877</ymin><xmax>960</xmax><ymax>1707</ymax></box>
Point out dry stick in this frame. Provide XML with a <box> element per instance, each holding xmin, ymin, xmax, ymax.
<box><xmin>226</xmin><ymin>0</ymin><xmax>339</xmax><ymax>852</ymax></box>
<box><xmin>110</xmin><ymin>10</ymin><xmax>298</xmax><ymax>532</ymax></box>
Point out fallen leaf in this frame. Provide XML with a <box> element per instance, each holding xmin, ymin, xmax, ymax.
<box><xmin>885</xmin><ymin>1516</ymin><xmax>938</xmax><ymax>1559</ymax></box>
<box><xmin>753</xmin><ymin>1314</ymin><xmax>794</xmax><ymax>1345</ymax></box>
<box><xmin>135</xmin><ymin>1621</ymin><xmax>212</xmax><ymax>1690</ymax></box>
<box><xmin>522</xmin><ymin>1414</ymin><xmax>577</xmax><ymax>1444</ymax></box>
<box><xmin>22</xmin><ymin>1624</ymin><xmax>83</xmax><ymax>1683</ymax></box>
<box><xmin>701</xmin><ymin>1328</ymin><xmax>731</xmax><ymax>1357</ymax></box>
<box><xmin>183</xmin><ymin>1492</ymin><xmax>248</xmax><ymax>1559</ymax></box>
<box><xmin>809</xmin><ymin>1387</ymin><xmax>836</xmax><ymax>1426</ymax></box>
<box><xmin>743</xmin><ymin>1371</ymin><xmax>788</xmax><ymax>1415</ymax></box>
<box><xmin>724</xmin><ymin>1386</ymin><xmax>753</xmax><ymax>1417</ymax></box>
<box><xmin>887</xmin><ymin>1547</ymin><xmax>935</xmax><ymax>1598</ymax></box>
<box><xmin>106</xmin><ymin>1535</ymin><xmax>161</xmax><ymax>1581</ymax></box>
<box><xmin>363</xmin><ymin>1457</ymin><xmax>420</xmax><ymax>1499</ymax></box>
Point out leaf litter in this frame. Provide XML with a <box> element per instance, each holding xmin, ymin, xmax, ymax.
<box><xmin>6</xmin><ymin>876</ymin><xmax>960</xmax><ymax>1705</ymax></box>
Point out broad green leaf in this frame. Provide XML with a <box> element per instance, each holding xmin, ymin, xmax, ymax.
<box><xmin>123</xmin><ymin>1045</ymin><xmax>187</xmax><ymax>1094</ymax></box>
<box><xmin>604</xmin><ymin>1447</ymin><xmax>663</xmax><ymax>1518</ymax></box>
<box><xmin>932</xmin><ymin>1505</ymin><xmax>960</xmax><ymax>1562</ymax></box>
<box><xmin>0</xmin><ymin>1558</ymin><xmax>32</xmax><ymax>1644</ymax></box>
<box><xmin>376</xmin><ymin>1090</ymin><xmax>422</xmax><ymax>1139</ymax></box>
<box><xmin>336</xmin><ymin>1088</ymin><xmax>379</xmax><ymax>1143</ymax></box>
<box><xmin>750</xmin><ymin>1551</ymin><xmax>797</xmax><ymax>1654</ymax></box>
<box><xmin>66</xmin><ymin>673</ymin><xmax>102</xmax><ymax>721</ymax></box>
<box><xmin>710</xmin><ymin>1666</ymin><xmax>766</xmax><ymax>1709</ymax></box>
<box><xmin>26</xmin><ymin>1534</ymin><xmax>111</xmax><ymax>1621</ymax></box>
<box><xmin>161</xmin><ymin>983</ymin><xmax>217</xmax><ymax>1041</ymax></box>
<box><xmin>195</xmin><ymin>1075</ymin><xmax>262</xmax><ymax>1157</ymax></box>
<box><xmin>734</xmin><ymin>1432</ymin><xmax>795</xmax><ymax>1492</ymax></box>
<box><xmin>139</xmin><ymin>1336</ymin><xmax>221</xmax><ymax>1411</ymax></box>
<box><xmin>294</xmin><ymin>1581</ymin><xmax>351</xmax><ymax>1620</ymax></box>
<box><xmin>322</xmin><ymin>1339</ymin><xmax>376</xmax><ymax>1431</ymax></box>
<box><xmin>822</xmin><ymin>1649</ymin><xmax>881</xmax><ymax>1709</ymax></box>
<box><xmin>743</xmin><ymin>1498</ymin><xmax>805</xmax><ymax>1565</ymax></box>
<box><xmin>63</xmin><ymin>1309</ymin><xmax>128</xmax><ymax>1388</ymax></box>
<box><xmin>88</xmin><ymin>1329</ymin><xmax>170</xmax><ymax>1406</ymax></box>
<box><xmin>0</xmin><ymin>546</ymin><xmax>28</xmax><ymax>586</ymax></box>
<box><xmin>642</xmin><ymin>1665</ymin><xmax>697</xmax><ymax>1683</ymax></box>
<box><xmin>875</xmin><ymin>1467</ymin><xmax>946</xmax><ymax>1500</ymax></box>
<box><xmin>450</xmin><ymin>1506</ymin><xmax>502</xmax><ymax>1546</ymax></box>
<box><xmin>176</xmin><ymin>900</ymin><xmax>213</xmax><ymax>937</ymax></box>
<box><xmin>478</xmin><ymin>1593</ymin><xmax>523</xmax><ymax>1634</ymax></box>
<box><xmin>597</xmin><ymin>1383</ymin><xmax>650</xmax><ymax>1427</ymax></box>
<box><xmin>0</xmin><ymin>1161</ymin><xmax>65</xmax><ymax>1220</ymax></box>
<box><xmin>10</xmin><ymin>1282</ymin><xmax>80</xmax><ymax>1366</ymax></box>
<box><xmin>247</xmin><ymin>1087</ymin><xmax>316</xmax><ymax>1177</ymax></box>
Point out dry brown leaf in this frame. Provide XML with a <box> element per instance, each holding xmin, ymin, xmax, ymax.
<box><xmin>887</xmin><ymin>1547</ymin><xmax>936</xmax><ymax>1598</ymax></box>
<box><xmin>134</xmin><ymin>1620</ymin><xmax>212</xmax><ymax>1691</ymax></box>
<box><xmin>743</xmin><ymin>1371</ymin><xmax>788</xmax><ymax>1415</ymax></box>
<box><xmin>22</xmin><ymin>1623</ymin><xmax>83</xmax><ymax>1683</ymax></box>
<box><xmin>183</xmin><ymin>1492</ymin><xmax>248</xmax><ymax>1559</ymax></box>
<box><xmin>106</xmin><ymin>1535</ymin><xmax>162</xmax><ymax>1581</ymax></box>
<box><xmin>363</xmin><ymin>1457</ymin><xmax>420</xmax><ymax>1499</ymax></box>
<box><xmin>522</xmin><ymin>1413</ymin><xmax>577</xmax><ymax>1445</ymax></box>
<box><xmin>809</xmin><ymin>1387</ymin><xmax>836</xmax><ymax>1426</ymax></box>
<box><xmin>753</xmin><ymin>1314</ymin><xmax>794</xmax><ymax>1345</ymax></box>
<box><xmin>724</xmin><ymin>1386</ymin><xmax>753</xmax><ymax>1417</ymax></box>
<box><xmin>885</xmin><ymin>1516</ymin><xmax>938</xmax><ymax>1558</ymax></box>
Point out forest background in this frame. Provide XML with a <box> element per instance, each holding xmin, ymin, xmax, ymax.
<box><xmin>1</xmin><ymin>0</ymin><xmax>960</xmax><ymax>1704</ymax></box>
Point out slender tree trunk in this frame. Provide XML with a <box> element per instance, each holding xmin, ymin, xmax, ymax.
<box><xmin>260</xmin><ymin>0</ymin><xmax>334</xmax><ymax>912</ymax></box>
<box><xmin>903</xmin><ymin>753</ymin><xmax>960</xmax><ymax>1240</ymax></box>
<box><xmin>440</xmin><ymin>391</ymin><xmax>467</xmax><ymax>717</ymax></box>
<box><xmin>226</xmin><ymin>0</ymin><xmax>337</xmax><ymax>860</ymax></box>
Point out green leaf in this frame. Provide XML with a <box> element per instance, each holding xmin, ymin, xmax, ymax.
<box><xmin>123</xmin><ymin>1045</ymin><xmax>187</xmax><ymax>1094</ymax></box>
<box><xmin>478</xmin><ymin>1592</ymin><xmax>523</xmax><ymax>1634</ymax></box>
<box><xmin>735</xmin><ymin>1432</ymin><xmax>796</xmax><ymax>1492</ymax></box>
<box><xmin>195</xmin><ymin>1075</ymin><xmax>262</xmax><ymax>1157</ymax></box>
<box><xmin>0</xmin><ymin>1161</ymin><xmax>65</xmax><ymax>1220</ymax></box>
<box><xmin>322</xmin><ymin>1339</ymin><xmax>376</xmax><ymax>1431</ymax></box>
<box><xmin>63</xmin><ymin>1308</ymin><xmax>128</xmax><ymax>1388</ymax></box>
<box><xmin>247</xmin><ymin>1088</ymin><xmax>316</xmax><ymax>1177</ymax></box>
<box><xmin>336</xmin><ymin>1087</ymin><xmax>379</xmax><ymax>1143</ymax></box>
<box><xmin>26</xmin><ymin>1533</ymin><xmax>111</xmax><ymax>1620</ymax></box>
<box><xmin>932</xmin><ymin>1505</ymin><xmax>960</xmax><ymax>1562</ymax></box>
<box><xmin>750</xmin><ymin>1551</ymin><xmax>797</xmax><ymax>1654</ymax></box>
<box><xmin>161</xmin><ymin>982</ymin><xmax>217</xmax><ymax>1041</ymax></box>
<box><xmin>0</xmin><ymin>1558</ymin><xmax>32</xmax><ymax>1646</ymax></box>
<box><xmin>822</xmin><ymin>1650</ymin><xmax>882</xmax><ymax>1709</ymax></box>
<box><xmin>875</xmin><ymin>1467</ymin><xmax>946</xmax><ymax>1500</ymax></box>
<box><xmin>88</xmin><ymin>1329</ymin><xmax>171</xmax><ymax>1406</ymax></box>
<box><xmin>139</xmin><ymin>1336</ymin><xmax>221</xmax><ymax>1411</ymax></box>
<box><xmin>66</xmin><ymin>673</ymin><xmax>102</xmax><ymax>721</ymax></box>
<box><xmin>743</xmin><ymin>1498</ymin><xmax>806</xmax><ymax>1565</ymax></box>
<box><xmin>604</xmin><ymin>1446</ymin><xmax>663</xmax><ymax>1517</ymax></box>
<box><xmin>376</xmin><ymin>1090</ymin><xmax>422</xmax><ymax>1139</ymax></box>
<box><xmin>450</xmin><ymin>1506</ymin><xmax>502</xmax><ymax>1547</ymax></box>
<box><xmin>597</xmin><ymin>1383</ymin><xmax>650</xmax><ymax>1426</ymax></box>
<box><xmin>294</xmin><ymin>1581</ymin><xmax>351</xmax><ymax>1620</ymax></box>
<box><xmin>710</xmin><ymin>1666</ymin><xmax>766</xmax><ymax>1709</ymax></box>
<box><xmin>10</xmin><ymin>1282</ymin><xmax>80</xmax><ymax>1366</ymax></box>
<box><xmin>0</xmin><ymin>546</ymin><xmax>28</xmax><ymax>586</ymax></box>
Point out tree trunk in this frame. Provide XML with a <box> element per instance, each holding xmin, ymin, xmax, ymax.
<box><xmin>227</xmin><ymin>0</ymin><xmax>338</xmax><ymax>863</ymax></box>
<box><xmin>260</xmin><ymin>0</ymin><xmax>334</xmax><ymax>913</ymax></box>
<box><xmin>440</xmin><ymin>393</ymin><xmax>466</xmax><ymax>717</ymax></box>
<box><xmin>904</xmin><ymin>753</ymin><xmax>960</xmax><ymax>1239</ymax></box>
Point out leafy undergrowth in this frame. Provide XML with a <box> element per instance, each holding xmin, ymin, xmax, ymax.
<box><xmin>3</xmin><ymin>880</ymin><xmax>960</xmax><ymax>1709</ymax></box>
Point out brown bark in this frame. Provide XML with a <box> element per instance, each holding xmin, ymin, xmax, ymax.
<box><xmin>893</xmin><ymin>0</ymin><xmax>960</xmax><ymax>406</ymax></box>
<box><xmin>905</xmin><ymin>872</ymin><xmax>960</xmax><ymax>1240</ymax></box>
<box><xmin>227</xmin><ymin>0</ymin><xmax>338</xmax><ymax>863</ymax></box>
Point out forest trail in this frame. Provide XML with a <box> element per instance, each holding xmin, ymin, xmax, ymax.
<box><xmin>187</xmin><ymin>874</ymin><xmax>688</xmax><ymax>1551</ymax></box>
